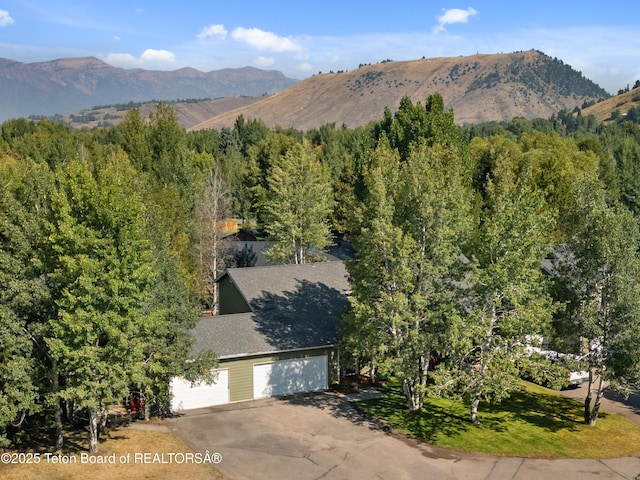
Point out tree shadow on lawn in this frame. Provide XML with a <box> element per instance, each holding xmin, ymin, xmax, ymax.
<box><xmin>363</xmin><ymin>391</ymin><xmax>481</xmax><ymax>441</ymax></box>
<box><xmin>279</xmin><ymin>389</ymin><xmax>480</xmax><ymax>441</ymax></box>
<box><xmin>282</xmin><ymin>391</ymin><xmax>395</xmax><ymax>435</ymax></box>
<box><xmin>281</xmin><ymin>382</ymin><xmax>588</xmax><ymax>445</ymax></box>
<box><xmin>11</xmin><ymin>412</ymin><xmax>134</xmax><ymax>454</ymax></box>
<box><xmin>483</xmin><ymin>388</ymin><xmax>588</xmax><ymax>434</ymax></box>
<box><xmin>15</xmin><ymin>425</ymin><xmax>105</xmax><ymax>454</ymax></box>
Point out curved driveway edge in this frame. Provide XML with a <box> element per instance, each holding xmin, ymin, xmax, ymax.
<box><xmin>168</xmin><ymin>392</ymin><xmax>640</xmax><ymax>480</ymax></box>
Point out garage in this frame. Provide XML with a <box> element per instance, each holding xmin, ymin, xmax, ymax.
<box><xmin>172</xmin><ymin>262</ymin><xmax>347</xmax><ymax>410</ymax></box>
<box><xmin>253</xmin><ymin>356</ymin><xmax>328</xmax><ymax>399</ymax></box>
<box><xmin>170</xmin><ymin>369</ymin><xmax>229</xmax><ymax>411</ymax></box>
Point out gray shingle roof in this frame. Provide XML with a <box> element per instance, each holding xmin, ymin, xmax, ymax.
<box><xmin>193</xmin><ymin>261</ymin><xmax>350</xmax><ymax>359</ymax></box>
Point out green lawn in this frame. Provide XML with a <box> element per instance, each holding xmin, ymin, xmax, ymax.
<box><xmin>357</xmin><ymin>380</ymin><xmax>640</xmax><ymax>458</ymax></box>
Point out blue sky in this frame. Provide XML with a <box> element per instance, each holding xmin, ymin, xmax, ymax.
<box><xmin>1</xmin><ymin>1</ymin><xmax>639</xmax><ymax>93</ymax></box>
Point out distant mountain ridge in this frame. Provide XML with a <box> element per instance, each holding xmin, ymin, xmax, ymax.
<box><xmin>192</xmin><ymin>50</ymin><xmax>609</xmax><ymax>131</ymax></box>
<box><xmin>0</xmin><ymin>57</ymin><xmax>299</xmax><ymax>121</ymax></box>
<box><xmin>62</xmin><ymin>96</ymin><xmax>266</xmax><ymax>130</ymax></box>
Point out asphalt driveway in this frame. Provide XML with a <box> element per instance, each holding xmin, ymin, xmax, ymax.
<box><xmin>167</xmin><ymin>391</ymin><xmax>640</xmax><ymax>480</ymax></box>
<box><xmin>558</xmin><ymin>381</ymin><xmax>640</xmax><ymax>427</ymax></box>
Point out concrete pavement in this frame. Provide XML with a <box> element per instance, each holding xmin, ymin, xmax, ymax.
<box><xmin>558</xmin><ymin>382</ymin><xmax>640</xmax><ymax>426</ymax></box>
<box><xmin>168</xmin><ymin>391</ymin><xmax>640</xmax><ymax>480</ymax></box>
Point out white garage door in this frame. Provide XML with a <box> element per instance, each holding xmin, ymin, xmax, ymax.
<box><xmin>170</xmin><ymin>369</ymin><xmax>229</xmax><ymax>411</ymax></box>
<box><xmin>253</xmin><ymin>356</ymin><xmax>327</xmax><ymax>399</ymax></box>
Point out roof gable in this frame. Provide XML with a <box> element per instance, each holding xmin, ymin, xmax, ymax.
<box><xmin>223</xmin><ymin>261</ymin><xmax>350</xmax><ymax>308</ymax></box>
<box><xmin>196</xmin><ymin>261</ymin><xmax>350</xmax><ymax>358</ymax></box>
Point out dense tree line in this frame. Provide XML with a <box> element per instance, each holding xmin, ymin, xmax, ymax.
<box><xmin>2</xmin><ymin>95</ymin><xmax>640</xmax><ymax>451</ymax></box>
<box><xmin>340</xmin><ymin>95</ymin><xmax>640</xmax><ymax>424</ymax></box>
<box><xmin>0</xmin><ymin>109</ymin><xmax>216</xmax><ymax>452</ymax></box>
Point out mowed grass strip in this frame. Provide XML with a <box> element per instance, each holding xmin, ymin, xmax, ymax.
<box><xmin>357</xmin><ymin>380</ymin><xmax>640</xmax><ymax>458</ymax></box>
<box><xmin>0</xmin><ymin>426</ymin><xmax>227</xmax><ymax>480</ymax></box>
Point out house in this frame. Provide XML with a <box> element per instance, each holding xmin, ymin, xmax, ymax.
<box><xmin>170</xmin><ymin>261</ymin><xmax>350</xmax><ymax>410</ymax></box>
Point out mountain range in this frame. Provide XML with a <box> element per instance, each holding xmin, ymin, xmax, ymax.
<box><xmin>192</xmin><ymin>50</ymin><xmax>609</xmax><ymax>130</ymax></box>
<box><xmin>1</xmin><ymin>50</ymin><xmax>610</xmax><ymax>129</ymax></box>
<box><xmin>0</xmin><ymin>56</ymin><xmax>298</xmax><ymax>122</ymax></box>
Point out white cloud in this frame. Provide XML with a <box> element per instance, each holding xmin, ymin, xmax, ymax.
<box><xmin>140</xmin><ymin>49</ymin><xmax>176</xmax><ymax>62</ymax></box>
<box><xmin>104</xmin><ymin>53</ymin><xmax>138</xmax><ymax>67</ymax></box>
<box><xmin>439</xmin><ymin>7</ymin><xmax>478</xmax><ymax>25</ymax></box>
<box><xmin>105</xmin><ymin>50</ymin><xmax>176</xmax><ymax>69</ymax></box>
<box><xmin>254</xmin><ymin>56</ymin><xmax>275</xmax><ymax>67</ymax></box>
<box><xmin>113</xmin><ymin>35</ymin><xmax>121</xmax><ymax>41</ymax></box>
<box><xmin>0</xmin><ymin>9</ymin><xmax>15</xmax><ymax>27</ymax></box>
<box><xmin>434</xmin><ymin>7</ymin><xmax>478</xmax><ymax>33</ymax></box>
<box><xmin>232</xmin><ymin>27</ymin><xmax>302</xmax><ymax>52</ymax></box>
<box><xmin>297</xmin><ymin>62</ymin><xmax>313</xmax><ymax>72</ymax></box>
<box><xmin>197</xmin><ymin>24</ymin><xmax>227</xmax><ymax>40</ymax></box>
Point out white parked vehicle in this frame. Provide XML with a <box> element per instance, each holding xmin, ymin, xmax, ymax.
<box><xmin>567</xmin><ymin>368</ymin><xmax>589</xmax><ymax>386</ymax></box>
<box><xmin>525</xmin><ymin>346</ymin><xmax>590</xmax><ymax>387</ymax></box>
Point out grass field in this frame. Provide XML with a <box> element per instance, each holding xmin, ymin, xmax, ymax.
<box><xmin>357</xmin><ymin>380</ymin><xmax>640</xmax><ymax>458</ymax></box>
<box><xmin>0</xmin><ymin>423</ymin><xmax>227</xmax><ymax>480</ymax></box>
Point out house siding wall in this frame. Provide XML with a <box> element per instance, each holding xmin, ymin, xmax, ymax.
<box><xmin>218</xmin><ymin>276</ymin><xmax>251</xmax><ymax>314</ymax></box>
<box><xmin>220</xmin><ymin>347</ymin><xmax>338</xmax><ymax>402</ymax></box>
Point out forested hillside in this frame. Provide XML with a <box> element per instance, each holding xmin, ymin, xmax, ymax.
<box><xmin>2</xmin><ymin>94</ymin><xmax>640</xmax><ymax>451</ymax></box>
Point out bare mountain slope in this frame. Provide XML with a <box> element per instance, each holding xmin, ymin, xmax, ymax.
<box><xmin>192</xmin><ymin>50</ymin><xmax>608</xmax><ymax>131</ymax></box>
<box><xmin>582</xmin><ymin>87</ymin><xmax>640</xmax><ymax>124</ymax></box>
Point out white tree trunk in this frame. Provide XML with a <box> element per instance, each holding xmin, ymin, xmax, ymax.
<box><xmin>402</xmin><ymin>377</ymin><xmax>423</xmax><ymax>411</ymax></box>
<box><xmin>88</xmin><ymin>408</ymin><xmax>99</xmax><ymax>453</ymax></box>
<box><xmin>212</xmin><ymin>254</ymin><xmax>218</xmax><ymax>315</ymax></box>
<box><xmin>143</xmin><ymin>394</ymin><xmax>151</xmax><ymax>422</ymax></box>
<box><xmin>52</xmin><ymin>359</ymin><xmax>63</xmax><ymax>450</ymax></box>
<box><xmin>583</xmin><ymin>369</ymin><xmax>594</xmax><ymax>424</ymax></box>
<box><xmin>588</xmin><ymin>370</ymin><xmax>606</xmax><ymax>426</ymax></box>
<box><xmin>470</xmin><ymin>392</ymin><xmax>481</xmax><ymax>425</ymax></box>
<box><xmin>196</xmin><ymin>164</ymin><xmax>230</xmax><ymax>314</ymax></box>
